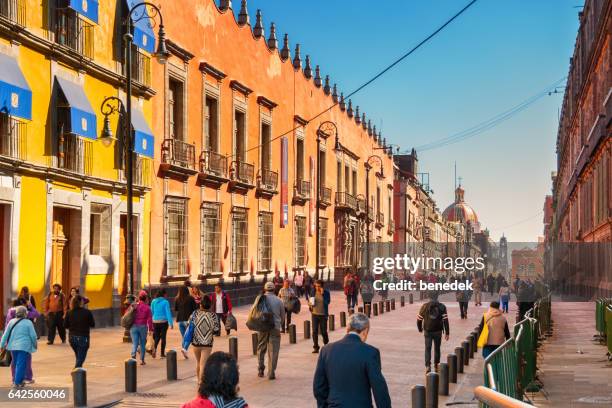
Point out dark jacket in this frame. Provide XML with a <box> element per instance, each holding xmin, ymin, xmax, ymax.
<box><xmin>64</xmin><ymin>307</ymin><xmax>95</xmax><ymax>337</ymax></box>
<box><xmin>175</xmin><ymin>295</ymin><xmax>198</xmax><ymax>322</ymax></box>
<box><xmin>313</xmin><ymin>333</ymin><xmax>391</xmax><ymax>408</ymax></box>
<box><xmin>417</xmin><ymin>301</ymin><xmax>450</xmax><ymax>334</ymax></box>
<box><xmin>311</xmin><ymin>289</ymin><xmax>331</xmax><ymax>316</ymax></box>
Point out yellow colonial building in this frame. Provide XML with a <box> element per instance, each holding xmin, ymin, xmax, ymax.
<box><xmin>0</xmin><ymin>0</ymin><xmax>156</xmax><ymax>325</ymax></box>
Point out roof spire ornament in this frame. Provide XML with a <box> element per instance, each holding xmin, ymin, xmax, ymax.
<box><xmin>339</xmin><ymin>93</ymin><xmax>346</xmax><ymax>111</ymax></box>
<box><xmin>347</xmin><ymin>99</ymin><xmax>354</xmax><ymax>118</ymax></box>
<box><xmin>367</xmin><ymin>120</ymin><xmax>372</xmax><ymax>136</ymax></box>
<box><xmin>238</xmin><ymin>0</ymin><xmax>249</xmax><ymax>25</ymax></box>
<box><xmin>355</xmin><ymin>106</ymin><xmax>361</xmax><ymax>124</ymax></box>
<box><xmin>253</xmin><ymin>9</ymin><xmax>264</xmax><ymax>38</ymax></box>
<box><xmin>323</xmin><ymin>75</ymin><xmax>331</xmax><ymax>95</ymax></box>
<box><xmin>219</xmin><ymin>0</ymin><xmax>231</xmax><ymax>11</ymax></box>
<box><xmin>280</xmin><ymin>34</ymin><xmax>290</xmax><ymax>60</ymax></box>
<box><xmin>304</xmin><ymin>55</ymin><xmax>312</xmax><ymax>79</ymax></box>
<box><xmin>332</xmin><ymin>84</ymin><xmax>338</xmax><ymax>103</ymax></box>
<box><xmin>373</xmin><ymin>125</ymin><xmax>378</xmax><ymax>142</ymax></box>
<box><xmin>267</xmin><ymin>23</ymin><xmax>278</xmax><ymax>50</ymax></box>
<box><xmin>362</xmin><ymin>113</ymin><xmax>367</xmax><ymax>129</ymax></box>
<box><xmin>314</xmin><ymin>65</ymin><xmax>322</xmax><ymax>87</ymax></box>
<box><xmin>293</xmin><ymin>44</ymin><xmax>302</xmax><ymax>69</ymax></box>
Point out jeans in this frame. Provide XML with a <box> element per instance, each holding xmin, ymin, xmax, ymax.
<box><xmin>130</xmin><ymin>324</ymin><xmax>147</xmax><ymax>362</ymax></box>
<box><xmin>47</xmin><ymin>312</ymin><xmax>66</xmax><ymax>343</ymax></box>
<box><xmin>482</xmin><ymin>345</ymin><xmax>499</xmax><ymax>359</ymax></box>
<box><xmin>459</xmin><ymin>302</ymin><xmax>469</xmax><ymax>318</ymax></box>
<box><xmin>257</xmin><ymin>329</ymin><xmax>281</xmax><ymax>378</ymax></box>
<box><xmin>312</xmin><ymin>314</ymin><xmax>329</xmax><ymax>350</ymax></box>
<box><xmin>501</xmin><ymin>296</ymin><xmax>509</xmax><ymax>313</ymax></box>
<box><xmin>346</xmin><ymin>293</ymin><xmax>358</xmax><ymax>310</ymax></box>
<box><xmin>178</xmin><ymin>321</ymin><xmax>189</xmax><ymax>338</ymax></box>
<box><xmin>10</xmin><ymin>350</ymin><xmax>29</xmax><ymax>385</ymax></box>
<box><xmin>153</xmin><ymin>321</ymin><xmax>169</xmax><ymax>356</ymax></box>
<box><xmin>10</xmin><ymin>352</ymin><xmax>32</xmax><ymax>381</ymax></box>
<box><xmin>69</xmin><ymin>335</ymin><xmax>90</xmax><ymax>368</ymax></box>
<box><xmin>424</xmin><ymin>331</ymin><xmax>442</xmax><ymax>367</ymax></box>
<box><xmin>216</xmin><ymin>313</ymin><xmax>229</xmax><ymax>334</ymax></box>
<box><xmin>284</xmin><ymin>309</ymin><xmax>292</xmax><ymax>331</ymax></box>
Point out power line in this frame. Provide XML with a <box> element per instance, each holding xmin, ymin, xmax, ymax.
<box><xmin>414</xmin><ymin>77</ymin><xmax>566</xmax><ymax>152</ymax></box>
<box><xmin>235</xmin><ymin>0</ymin><xmax>480</xmax><ymax>159</ymax></box>
<box><xmin>488</xmin><ymin>211</ymin><xmax>544</xmax><ymax>232</ymax></box>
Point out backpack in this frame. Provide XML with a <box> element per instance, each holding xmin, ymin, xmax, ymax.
<box><xmin>423</xmin><ymin>302</ymin><xmax>444</xmax><ymax>332</ymax></box>
<box><xmin>121</xmin><ymin>304</ymin><xmax>136</xmax><ymax>329</ymax></box>
<box><xmin>246</xmin><ymin>295</ymin><xmax>274</xmax><ymax>332</ymax></box>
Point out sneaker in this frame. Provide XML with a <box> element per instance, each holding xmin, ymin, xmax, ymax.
<box><xmin>23</xmin><ymin>379</ymin><xmax>35</xmax><ymax>384</ymax></box>
<box><xmin>268</xmin><ymin>374</ymin><xmax>276</xmax><ymax>380</ymax></box>
<box><xmin>160</xmin><ymin>354</ymin><xmax>166</xmax><ymax>359</ymax></box>
<box><xmin>312</xmin><ymin>348</ymin><xmax>320</xmax><ymax>354</ymax></box>
<box><xmin>181</xmin><ymin>349</ymin><xmax>189</xmax><ymax>359</ymax></box>
<box><xmin>140</xmin><ymin>361</ymin><xmax>146</xmax><ymax>366</ymax></box>
<box><xmin>257</xmin><ymin>370</ymin><xmax>264</xmax><ymax>378</ymax></box>
<box><xmin>46</xmin><ymin>341</ymin><xmax>53</xmax><ymax>345</ymax></box>
<box><xmin>425</xmin><ymin>366</ymin><xmax>432</xmax><ymax>374</ymax></box>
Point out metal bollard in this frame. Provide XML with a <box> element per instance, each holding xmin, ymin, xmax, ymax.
<box><xmin>426</xmin><ymin>372</ymin><xmax>439</xmax><ymax>408</ymax></box>
<box><xmin>357</xmin><ymin>306</ymin><xmax>364</xmax><ymax>314</ymax></box>
<box><xmin>462</xmin><ymin>341</ymin><xmax>470</xmax><ymax>366</ymax></box>
<box><xmin>411</xmin><ymin>384</ymin><xmax>426</xmax><ymax>408</ymax></box>
<box><xmin>125</xmin><ymin>358</ymin><xmax>137</xmax><ymax>393</ymax></box>
<box><xmin>447</xmin><ymin>354</ymin><xmax>457</xmax><ymax>383</ymax></box>
<box><xmin>364</xmin><ymin>303</ymin><xmax>371</xmax><ymax>317</ymax></box>
<box><xmin>391</xmin><ymin>298</ymin><xmax>396</xmax><ymax>310</ymax></box>
<box><xmin>401</xmin><ymin>295</ymin><xmax>405</xmax><ymax>307</ymax></box>
<box><xmin>471</xmin><ymin>331</ymin><xmax>478</xmax><ymax>352</ymax></box>
<box><xmin>72</xmin><ymin>368</ymin><xmax>87</xmax><ymax>407</ymax></box>
<box><xmin>304</xmin><ymin>320</ymin><xmax>311</xmax><ymax>339</ymax></box>
<box><xmin>385</xmin><ymin>300</ymin><xmax>391</xmax><ymax>312</ymax></box>
<box><xmin>373</xmin><ymin>302</ymin><xmax>379</xmax><ymax>316</ymax></box>
<box><xmin>467</xmin><ymin>335</ymin><xmax>474</xmax><ymax>359</ymax></box>
<box><xmin>289</xmin><ymin>324</ymin><xmax>297</xmax><ymax>344</ymax></box>
<box><xmin>455</xmin><ymin>347</ymin><xmax>464</xmax><ymax>374</ymax></box>
<box><xmin>409</xmin><ymin>293</ymin><xmax>414</xmax><ymax>304</ymax></box>
<box><xmin>252</xmin><ymin>333</ymin><xmax>258</xmax><ymax>355</ymax></box>
<box><xmin>379</xmin><ymin>301</ymin><xmax>385</xmax><ymax>314</ymax></box>
<box><xmin>438</xmin><ymin>363</ymin><xmax>449</xmax><ymax>396</ymax></box>
<box><xmin>340</xmin><ymin>311</ymin><xmax>347</xmax><ymax>327</ymax></box>
<box><xmin>229</xmin><ymin>336</ymin><xmax>238</xmax><ymax>361</ymax></box>
<box><xmin>329</xmin><ymin>315</ymin><xmax>335</xmax><ymax>331</ymax></box>
<box><xmin>166</xmin><ymin>349</ymin><xmax>177</xmax><ymax>381</ymax></box>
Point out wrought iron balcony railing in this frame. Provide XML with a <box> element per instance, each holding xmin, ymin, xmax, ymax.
<box><xmin>199</xmin><ymin>150</ymin><xmax>228</xmax><ymax>179</ymax></box>
<box><xmin>230</xmin><ymin>160</ymin><xmax>254</xmax><ymax>186</ymax></box>
<box><xmin>319</xmin><ymin>186</ymin><xmax>332</xmax><ymax>206</ymax></box>
<box><xmin>257</xmin><ymin>168</ymin><xmax>278</xmax><ymax>192</ymax></box>
<box><xmin>335</xmin><ymin>191</ymin><xmax>358</xmax><ymax>210</ymax></box>
<box><xmin>161</xmin><ymin>138</ymin><xmax>196</xmax><ymax>171</ymax></box>
<box><xmin>294</xmin><ymin>179</ymin><xmax>311</xmax><ymax>200</ymax></box>
<box><xmin>376</xmin><ymin>211</ymin><xmax>384</xmax><ymax>226</ymax></box>
<box><xmin>0</xmin><ymin>0</ymin><xmax>25</xmax><ymax>26</ymax></box>
<box><xmin>388</xmin><ymin>219</ymin><xmax>395</xmax><ymax>235</ymax></box>
<box><xmin>58</xmin><ymin>132</ymin><xmax>92</xmax><ymax>175</ymax></box>
<box><xmin>0</xmin><ymin>114</ymin><xmax>26</xmax><ymax>160</ymax></box>
<box><xmin>55</xmin><ymin>9</ymin><xmax>94</xmax><ymax>59</ymax></box>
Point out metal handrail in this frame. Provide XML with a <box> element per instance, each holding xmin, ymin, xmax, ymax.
<box><xmin>474</xmin><ymin>386</ymin><xmax>536</xmax><ymax>408</ymax></box>
<box><xmin>484</xmin><ymin>323</ymin><xmax>523</xmax><ymax>391</ymax></box>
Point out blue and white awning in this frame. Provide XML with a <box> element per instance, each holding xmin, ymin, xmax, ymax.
<box><xmin>0</xmin><ymin>53</ymin><xmax>32</xmax><ymax>121</ymax></box>
<box><xmin>126</xmin><ymin>0</ymin><xmax>155</xmax><ymax>54</ymax></box>
<box><xmin>131</xmin><ymin>109</ymin><xmax>154</xmax><ymax>158</ymax></box>
<box><xmin>55</xmin><ymin>76</ymin><xmax>97</xmax><ymax>140</ymax></box>
<box><xmin>63</xmin><ymin>0</ymin><xmax>99</xmax><ymax>24</ymax></box>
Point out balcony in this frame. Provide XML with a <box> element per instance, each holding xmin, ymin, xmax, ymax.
<box><xmin>55</xmin><ymin>9</ymin><xmax>94</xmax><ymax>59</ymax></box>
<box><xmin>388</xmin><ymin>219</ymin><xmax>395</xmax><ymax>235</ymax></box>
<box><xmin>160</xmin><ymin>138</ymin><xmax>198</xmax><ymax>178</ymax></box>
<box><xmin>319</xmin><ymin>186</ymin><xmax>332</xmax><ymax>208</ymax></box>
<box><xmin>256</xmin><ymin>168</ymin><xmax>278</xmax><ymax>198</ymax></box>
<box><xmin>335</xmin><ymin>191</ymin><xmax>357</xmax><ymax>212</ymax></box>
<box><xmin>133</xmin><ymin>155</ymin><xmax>152</xmax><ymax>188</ymax></box>
<box><xmin>0</xmin><ymin>0</ymin><xmax>25</xmax><ymax>26</ymax></box>
<box><xmin>376</xmin><ymin>211</ymin><xmax>384</xmax><ymax>228</ymax></box>
<box><xmin>198</xmin><ymin>150</ymin><xmax>228</xmax><ymax>187</ymax></box>
<box><xmin>130</xmin><ymin>46</ymin><xmax>151</xmax><ymax>87</ymax></box>
<box><xmin>57</xmin><ymin>133</ymin><xmax>92</xmax><ymax>176</ymax></box>
<box><xmin>293</xmin><ymin>179</ymin><xmax>311</xmax><ymax>205</ymax></box>
<box><xmin>0</xmin><ymin>115</ymin><xmax>26</xmax><ymax>160</ymax></box>
<box><xmin>229</xmin><ymin>160</ymin><xmax>255</xmax><ymax>192</ymax></box>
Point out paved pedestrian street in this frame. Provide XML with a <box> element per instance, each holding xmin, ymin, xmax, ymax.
<box><xmin>1</xmin><ymin>291</ymin><xmax>493</xmax><ymax>407</ymax></box>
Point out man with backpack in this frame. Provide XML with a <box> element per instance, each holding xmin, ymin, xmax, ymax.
<box><xmin>417</xmin><ymin>291</ymin><xmax>450</xmax><ymax>373</ymax></box>
<box><xmin>255</xmin><ymin>282</ymin><xmax>285</xmax><ymax>380</ymax></box>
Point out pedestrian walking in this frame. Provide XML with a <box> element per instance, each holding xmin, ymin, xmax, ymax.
<box><xmin>65</xmin><ymin>286</ymin><xmax>89</xmax><ymax>317</ymax></box>
<box><xmin>487</xmin><ymin>274</ymin><xmax>495</xmax><ymax>297</ymax></box>
<box><xmin>150</xmin><ymin>289</ymin><xmax>174</xmax><ymax>359</ymax></box>
<box><xmin>417</xmin><ymin>291</ymin><xmax>450</xmax><ymax>373</ymax></box>
<box><xmin>18</xmin><ymin>286</ymin><xmax>36</xmax><ymax>310</ymax></box>
<box><xmin>378</xmin><ymin>272</ymin><xmax>389</xmax><ymax>300</ymax></box>
<box><xmin>456</xmin><ymin>282</ymin><xmax>469</xmax><ymax>319</ymax></box>
<box><xmin>343</xmin><ymin>270</ymin><xmax>359</xmax><ymax>313</ymax></box>
<box><xmin>257</xmin><ymin>282</ymin><xmax>285</xmax><ymax>380</ymax></box>
<box><xmin>303</xmin><ymin>271</ymin><xmax>313</xmax><ymax>299</ymax></box>
<box><xmin>310</xmin><ymin>279</ymin><xmax>330</xmax><ymax>354</ymax></box>
<box><xmin>278</xmin><ymin>280</ymin><xmax>297</xmax><ymax>333</ymax></box>
<box><xmin>181</xmin><ymin>351</ymin><xmax>248</xmax><ymax>408</ymax></box>
<box><xmin>5</xmin><ymin>298</ymin><xmax>40</xmax><ymax>328</ymax></box>
<box><xmin>517</xmin><ymin>281</ymin><xmax>535</xmax><ymax>321</ymax></box>
<box><xmin>64</xmin><ymin>295</ymin><xmax>95</xmax><ymax>368</ymax></box>
<box><xmin>477</xmin><ymin>301</ymin><xmax>511</xmax><ymax>358</ymax></box>
<box><xmin>272</xmin><ymin>270</ymin><xmax>284</xmax><ymax>295</ymax></box>
<box><xmin>313</xmin><ymin>313</ymin><xmax>391</xmax><ymax>408</ymax></box>
<box><xmin>360</xmin><ymin>273</ymin><xmax>375</xmax><ymax>308</ymax></box>
<box><xmin>128</xmin><ymin>292</ymin><xmax>153</xmax><ymax>365</ymax></box>
<box><xmin>293</xmin><ymin>271</ymin><xmax>304</xmax><ymax>298</ymax></box>
<box><xmin>42</xmin><ymin>283</ymin><xmax>66</xmax><ymax>345</ymax></box>
<box><xmin>1</xmin><ymin>306</ymin><xmax>37</xmax><ymax>387</ymax></box>
<box><xmin>473</xmin><ymin>276</ymin><xmax>483</xmax><ymax>306</ymax></box>
<box><xmin>190</xmin><ymin>296</ymin><xmax>220</xmax><ymax>385</ymax></box>
<box><xmin>209</xmin><ymin>284</ymin><xmax>233</xmax><ymax>336</ymax></box>
<box><xmin>498</xmin><ymin>282</ymin><xmax>511</xmax><ymax>313</ymax></box>
<box><xmin>175</xmin><ymin>286</ymin><xmax>197</xmax><ymax>358</ymax></box>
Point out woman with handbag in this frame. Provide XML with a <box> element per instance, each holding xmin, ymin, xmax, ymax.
<box><xmin>0</xmin><ymin>306</ymin><xmax>38</xmax><ymax>387</ymax></box>
<box><xmin>477</xmin><ymin>301</ymin><xmax>511</xmax><ymax>358</ymax></box>
<box><xmin>190</xmin><ymin>296</ymin><xmax>220</xmax><ymax>384</ymax></box>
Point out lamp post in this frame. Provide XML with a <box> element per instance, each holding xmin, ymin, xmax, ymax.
<box><xmin>101</xmin><ymin>3</ymin><xmax>168</xmax><ymax>340</ymax></box>
<box><xmin>315</xmin><ymin>121</ymin><xmax>336</xmax><ymax>280</ymax></box>
<box><xmin>364</xmin><ymin>154</ymin><xmax>385</xmax><ymax>277</ymax></box>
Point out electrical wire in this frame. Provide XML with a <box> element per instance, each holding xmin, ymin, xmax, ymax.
<box><xmin>234</xmin><ymin>0</ymin><xmax>480</xmax><ymax>159</ymax></box>
<box><xmin>488</xmin><ymin>211</ymin><xmax>544</xmax><ymax>232</ymax></box>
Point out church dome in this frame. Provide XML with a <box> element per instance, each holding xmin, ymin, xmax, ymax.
<box><xmin>442</xmin><ymin>185</ymin><xmax>479</xmax><ymax>225</ymax></box>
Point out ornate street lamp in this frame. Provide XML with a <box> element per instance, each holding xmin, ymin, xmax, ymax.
<box><xmin>364</xmin><ymin>155</ymin><xmax>384</xmax><ymax>277</ymax></box>
<box><xmin>316</xmin><ymin>121</ymin><xmax>337</xmax><ymax>280</ymax></box>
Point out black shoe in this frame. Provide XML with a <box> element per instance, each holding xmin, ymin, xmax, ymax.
<box><xmin>46</xmin><ymin>341</ymin><xmax>53</xmax><ymax>345</ymax></box>
<box><xmin>434</xmin><ymin>364</ymin><xmax>439</xmax><ymax>372</ymax></box>
<box><xmin>226</xmin><ymin>330</ymin><xmax>231</xmax><ymax>336</ymax></box>
<box><xmin>425</xmin><ymin>366</ymin><xmax>432</xmax><ymax>374</ymax></box>
<box><xmin>268</xmin><ymin>374</ymin><xmax>276</xmax><ymax>380</ymax></box>
<box><xmin>280</xmin><ymin>329</ymin><xmax>285</xmax><ymax>334</ymax></box>
<box><xmin>258</xmin><ymin>370</ymin><xmax>264</xmax><ymax>378</ymax></box>
<box><xmin>312</xmin><ymin>348</ymin><xmax>319</xmax><ymax>354</ymax></box>
<box><xmin>61</xmin><ymin>339</ymin><xmax>66</xmax><ymax>344</ymax></box>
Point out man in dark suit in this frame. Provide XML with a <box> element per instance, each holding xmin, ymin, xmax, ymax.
<box><xmin>313</xmin><ymin>312</ymin><xmax>391</xmax><ymax>408</ymax></box>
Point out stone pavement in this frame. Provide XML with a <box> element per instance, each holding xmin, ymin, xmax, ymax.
<box><xmin>531</xmin><ymin>302</ymin><xmax>612</xmax><ymax>408</ymax></box>
<box><xmin>1</xmin><ymin>290</ymin><xmax>495</xmax><ymax>407</ymax></box>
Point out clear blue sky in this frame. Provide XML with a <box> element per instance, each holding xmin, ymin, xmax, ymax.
<box><xmin>238</xmin><ymin>0</ymin><xmax>582</xmax><ymax>242</ymax></box>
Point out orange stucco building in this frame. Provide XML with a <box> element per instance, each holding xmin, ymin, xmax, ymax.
<box><xmin>145</xmin><ymin>0</ymin><xmax>396</xmax><ymax>300</ymax></box>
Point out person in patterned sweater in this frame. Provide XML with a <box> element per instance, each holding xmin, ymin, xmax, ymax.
<box><xmin>190</xmin><ymin>296</ymin><xmax>220</xmax><ymax>384</ymax></box>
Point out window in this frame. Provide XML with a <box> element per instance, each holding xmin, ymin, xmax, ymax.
<box><xmin>201</xmin><ymin>203</ymin><xmax>221</xmax><ymax>275</ymax></box>
<box><xmin>258</xmin><ymin>212</ymin><xmax>273</xmax><ymax>272</ymax></box>
<box><xmin>376</xmin><ymin>187</ymin><xmax>381</xmax><ymax>213</ymax></box>
<box><xmin>165</xmin><ymin>197</ymin><xmax>188</xmax><ymax>276</ymax></box>
<box><xmin>388</xmin><ymin>194</ymin><xmax>392</xmax><ymax>223</ymax></box>
<box><xmin>318</xmin><ymin>149</ymin><xmax>326</xmax><ymax>187</ymax></box>
<box><xmin>90</xmin><ymin>204</ymin><xmax>111</xmax><ymax>257</ymax></box>
<box><xmin>0</xmin><ymin>0</ymin><xmax>25</xmax><ymax>26</ymax></box>
<box><xmin>169</xmin><ymin>78</ymin><xmax>184</xmax><ymax>140</ymax></box>
<box><xmin>204</xmin><ymin>96</ymin><xmax>219</xmax><ymax>152</ymax></box>
<box><xmin>352</xmin><ymin>169</ymin><xmax>357</xmax><ymax>196</ymax></box>
<box><xmin>234</xmin><ymin>110</ymin><xmax>246</xmax><ymax>162</ymax></box>
<box><xmin>295</xmin><ymin>216</ymin><xmax>307</xmax><ymax>267</ymax></box>
<box><xmin>130</xmin><ymin>45</ymin><xmax>151</xmax><ymax>87</ymax></box>
<box><xmin>318</xmin><ymin>217</ymin><xmax>328</xmax><ymax>266</ymax></box>
<box><xmin>336</xmin><ymin>161</ymin><xmax>342</xmax><ymax>192</ymax></box>
<box><xmin>344</xmin><ymin>165</ymin><xmax>350</xmax><ymax>193</ymax></box>
<box><xmin>296</xmin><ymin>137</ymin><xmax>304</xmax><ymax>181</ymax></box>
<box><xmin>261</xmin><ymin>121</ymin><xmax>271</xmax><ymax>169</ymax></box>
<box><xmin>231</xmin><ymin>208</ymin><xmax>248</xmax><ymax>273</ymax></box>
<box><xmin>55</xmin><ymin>7</ymin><xmax>93</xmax><ymax>58</ymax></box>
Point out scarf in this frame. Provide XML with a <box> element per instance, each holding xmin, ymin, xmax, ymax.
<box><xmin>209</xmin><ymin>394</ymin><xmax>247</xmax><ymax>408</ymax></box>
